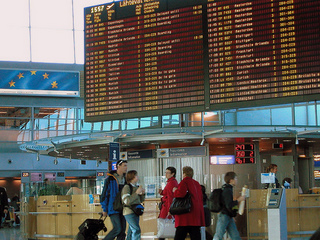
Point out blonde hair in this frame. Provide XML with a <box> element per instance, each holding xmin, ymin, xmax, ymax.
<box><xmin>266</xmin><ymin>164</ymin><xmax>277</xmax><ymax>173</ymax></box>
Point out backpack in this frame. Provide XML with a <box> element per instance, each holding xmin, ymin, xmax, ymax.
<box><xmin>124</xmin><ymin>184</ymin><xmax>144</xmax><ymax>216</ymax></box>
<box><xmin>100</xmin><ymin>178</ymin><xmax>109</xmax><ymax>203</ymax></box>
<box><xmin>208</xmin><ymin>188</ymin><xmax>223</xmax><ymax>212</ymax></box>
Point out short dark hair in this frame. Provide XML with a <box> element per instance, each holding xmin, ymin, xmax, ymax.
<box><xmin>116</xmin><ymin>160</ymin><xmax>127</xmax><ymax>167</ymax></box>
<box><xmin>126</xmin><ymin>170</ymin><xmax>137</xmax><ymax>183</ymax></box>
<box><xmin>166</xmin><ymin>166</ymin><xmax>176</xmax><ymax>177</ymax></box>
<box><xmin>183</xmin><ymin>166</ymin><xmax>193</xmax><ymax>178</ymax></box>
<box><xmin>224</xmin><ymin>172</ymin><xmax>236</xmax><ymax>184</ymax></box>
<box><xmin>282</xmin><ymin>177</ymin><xmax>292</xmax><ymax>185</ymax></box>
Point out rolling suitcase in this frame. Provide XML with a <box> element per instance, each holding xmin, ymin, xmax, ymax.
<box><xmin>75</xmin><ymin>215</ymin><xmax>107</xmax><ymax>240</ymax></box>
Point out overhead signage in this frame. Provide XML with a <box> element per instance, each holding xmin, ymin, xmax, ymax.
<box><xmin>127</xmin><ymin>149</ymin><xmax>154</xmax><ymax>159</ymax></box>
<box><xmin>210</xmin><ymin>155</ymin><xmax>235</xmax><ymax>165</ymax></box>
<box><xmin>109</xmin><ymin>142</ymin><xmax>120</xmax><ymax>161</ymax></box>
<box><xmin>158</xmin><ymin>146</ymin><xmax>206</xmax><ymax>158</ymax></box>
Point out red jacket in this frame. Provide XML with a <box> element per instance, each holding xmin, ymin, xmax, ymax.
<box><xmin>173</xmin><ymin>177</ymin><xmax>205</xmax><ymax>227</ymax></box>
<box><xmin>159</xmin><ymin>177</ymin><xmax>178</xmax><ymax>219</ymax></box>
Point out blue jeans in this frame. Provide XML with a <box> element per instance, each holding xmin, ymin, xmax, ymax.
<box><xmin>213</xmin><ymin>213</ymin><xmax>241</xmax><ymax>240</ymax></box>
<box><xmin>124</xmin><ymin>213</ymin><xmax>141</xmax><ymax>240</ymax></box>
<box><xmin>103</xmin><ymin>213</ymin><xmax>126</xmax><ymax>240</ymax></box>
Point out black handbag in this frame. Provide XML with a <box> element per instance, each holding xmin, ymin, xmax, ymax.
<box><xmin>131</xmin><ymin>204</ymin><xmax>144</xmax><ymax>216</ymax></box>
<box><xmin>169</xmin><ymin>192</ymin><xmax>192</xmax><ymax>215</ymax></box>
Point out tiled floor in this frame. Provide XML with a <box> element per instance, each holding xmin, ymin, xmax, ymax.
<box><xmin>0</xmin><ymin>226</ymin><xmax>24</xmax><ymax>240</ymax></box>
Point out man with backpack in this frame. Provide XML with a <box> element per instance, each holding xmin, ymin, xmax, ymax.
<box><xmin>213</xmin><ymin>172</ymin><xmax>245</xmax><ymax>240</ymax></box>
<box><xmin>101</xmin><ymin>160</ymin><xmax>128</xmax><ymax>240</ymax></box>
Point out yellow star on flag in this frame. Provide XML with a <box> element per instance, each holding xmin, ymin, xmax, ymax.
<box><xmin>43</xmin><ymin>73</ymin><xmax>49</xmax><ymax>79</ymax></box>
<box><xmin>30</xmin><ymin>71</ymin><xmax>37</xmax><ymax>75</ymax></box>
<box><xmin>17</xmin><ymin>73</ymin><xmax>24</xmax><ymax>79</ymax></box>
<box><xmin>9</xmin><ymin>80</ymin><xmax>15</xmax><ymax>87</ymax></box>
<box><xmin>51</xmin><ymin>81</ymin><xmax>58</xmax><ymax>88</ymax></box>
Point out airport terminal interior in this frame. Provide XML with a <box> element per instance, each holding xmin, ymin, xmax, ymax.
<box><xmin>0</xmin><ymin>0</ymin><xmax>320</xmax><ymax>239</ymax></box>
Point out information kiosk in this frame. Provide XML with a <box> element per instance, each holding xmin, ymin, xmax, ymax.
<box><xmin>267</xmin><ymin>188</ymin><xmax>287</xmax><ymax>240</ymax></box>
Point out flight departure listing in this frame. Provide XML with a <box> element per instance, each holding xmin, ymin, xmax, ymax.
<box><xmin>84</xmin><ymin>0</ymin><xmax>320</xmax><ymax>121</ymax></box>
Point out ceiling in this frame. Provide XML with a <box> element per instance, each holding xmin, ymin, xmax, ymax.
<box><xmin>24</xmin><ymin>128</ymin><xmax>320</xmax><ymax>161</ymax></box>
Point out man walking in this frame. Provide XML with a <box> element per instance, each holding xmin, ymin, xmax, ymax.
<box><xmin>213</xmin><ymin>172</ymin><xmax>245</xmax><ymax>240</ymax></box>
<box><xmin>101</xmin><ymin>160</ymin><xmax>128</xmax><ymax>240</ymax></box>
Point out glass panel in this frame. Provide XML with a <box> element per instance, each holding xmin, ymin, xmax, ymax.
<box><xmin>102</xmin><ymin>121</ymin><xmax>111</xmax><ymax>131</ymax></box>
<box><xmin>271</xmin><ymin>107</ymin><xmax>292</xmax><ymax>125</ymax></box>
<box><xmin>112</xmin><ymin>120</ymin><xmax>120</xmax><ymax>130</ymax></box>
<box><xmin>74</xmin><ymin>30</ymin><xmax>84</xmax><ymax>64</ymax></box>
<box><xmin>0</xmin><ymin>107</ymin><xmax>31</xmax><ymax>129</ymax></box>
<box><xmin>307</xmin><ymin>104</ymin><xmax>316</xmax><ymax>126</ymax></box>
<box><xmin>17</xmin><ymin>130</ymin><xmax>32</xmax><ymax>142</ymax></box>
<box><xmin>295</xmin><ymin>105</ymin><xmax>307</xmax><ymax>125</ymax></box>
<box><xmin>237</xmin><ymin>109</ymin><xmax>271</xmax><ymax>125</ymax></box>
<box><xmin>317</xmin><ymin>103</ymin><xmax>320</xmax><ymax>126</ymax></box>
<box><xmin>127</xmin><ymin>119</ymin><xmax>139</xmax><ymax>129</ymax></box>
<box><xmin>0</xmin><ymin>27</ymin><xmax>30</xmax><ymax>61</ymax></box>
<box><xmin>224</xmin><ymin>111</ymin><xmax>236</xmax><ymax>126</ymax></box>
<box><xmin>0</xmin><ymin>0</ymin><xmax>29</xmax><ymax>28</ymax></box>
<box><xmin>140</xmin><ymin>117</ymin><xmax>151</xmax><ymax>128</ymax></box>
<box><xmin>35</xmin><ymin>108</ymin><xmax>75</xmax><ymax>119</ymax></box>
<box><xmin>0</xmin><ymin>107</ymin><xmax>31</xmax><ymax>118</ymax></box>
<box><xmin>92</xmin><ymin>122</ymin><xmax>102</xmax><ymax>131</ymax></box>
<box><xmin>57</xmin><ymin>119</ymin><xmax>67</xmax><ymax>130</ymax></box>
<box><xmin>30</xmin><ymin>0</ymin><xmax>73</xmax><ymax>29</ymax></box>
<box><xmin>163</xmin><ymin>115</ymin><xmax>180</xmax><ymax>127</ymax></box>
<box><xmin>66</xmin><ymin>120</ymin><xmax>75</xmax><ymax>131</ymax></box>
<box><xmin>31</xmin><ymin>29</ymin><xmax>74</xmax><ymax>63</ymax></box>
<box><xmin>80</xmin><ymin>120</ymin><xmax>92</xmax><ymax>132</ymax></box>
<box><xmin>203</xmin><ymin>111</ymin><xmax>220</xmax><ymax>126</ymax></box>
<box><xmin>67</xmin><ymin>108</ymin><xmax>76</xmax><ymax>119</ymax></box>
<box><xmin>188</xmin><ymin>112</ymin><xmax>202</xmax><ymax>127</ymax></box>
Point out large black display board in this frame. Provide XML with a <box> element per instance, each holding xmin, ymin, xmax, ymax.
<box><xmin>85</xmin><ymin>0</ymin><xmax>320</xmax><ymax>121</ymax></box>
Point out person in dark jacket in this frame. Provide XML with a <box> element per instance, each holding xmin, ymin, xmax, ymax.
<box><xmin>213</xmin><ymin>172</ymin><xmax>245</xmax><ymax>240</ymax></box>
<box><xmin>0</xmin><ymin>187</ymin><xmax>9</xmax><ymax>228</ymax></box>
<box><xmin>173</xmin><ymin>166</ymin><xmax>205</xmax><ymax>240</ymax></box>
<box><xmin>101</xmin><ymin>160</ymin><xmax>128</xmax><ymax>240</ymax></box>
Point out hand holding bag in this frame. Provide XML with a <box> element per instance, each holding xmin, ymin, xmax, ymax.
<box><xmin>157</xmin><ymin>217</ymin><xmax>176</xmax><ymax>238</ymax></box>
<box><xmin>169</xmin><ymin>192</ymin><xmax>192</xmax><ymax>215</ymax></box>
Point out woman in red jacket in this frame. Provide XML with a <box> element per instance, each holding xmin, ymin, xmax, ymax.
<box><xmin>158</xmin><ymin>167</ymin><xmax>179</xmax><ymax>240</ymax></box>
<box><xmin>172</xmin><ymin>166</ymin><xmax>205</xmax><ymax>240</ymax></box>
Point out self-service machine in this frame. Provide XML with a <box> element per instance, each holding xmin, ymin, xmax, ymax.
<box><xmin>267</xmin><ymin>188</ymin><xmax>287</xmax><ymax>240</ymax></box>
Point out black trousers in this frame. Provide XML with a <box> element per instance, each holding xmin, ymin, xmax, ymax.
<box><xmin>174</xmin><ymin>226</ymin><xmax>201</xmax><ymax>240</ymax></box>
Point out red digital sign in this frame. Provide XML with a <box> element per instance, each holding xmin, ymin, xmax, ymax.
<box><xmin>235</xmin><ymin>144</ymin><xmax>255</xmax><ymax>164</ymax></box>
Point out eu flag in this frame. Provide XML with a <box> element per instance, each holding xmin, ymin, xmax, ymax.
<box><xmin>0</xmin><ymin>69</ymin><xmax>79</xmax><ymax>97</ymax></box>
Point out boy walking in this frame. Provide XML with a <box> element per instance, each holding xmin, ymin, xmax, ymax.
<box><xmin>213</xmin><ymin>172</ymin><xmax>245</xmax><ymax>240</ymax></box>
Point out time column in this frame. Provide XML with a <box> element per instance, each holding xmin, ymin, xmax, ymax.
<box><xmin>208</xmin><ymin>2</ymin><xmax>234</xmax><ymax>104</ymax></box>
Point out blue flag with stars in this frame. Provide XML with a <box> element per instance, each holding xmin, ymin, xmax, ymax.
<box><xmin>0</xmin><ymin>69</ymin><xmax>79</xmax><ymax>97</ymax></box>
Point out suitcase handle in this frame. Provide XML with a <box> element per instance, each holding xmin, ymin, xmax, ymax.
<box><xmin>99</xmin><ymin>212</ymin><xmax>107</xmax><ymax>221</ymax></box>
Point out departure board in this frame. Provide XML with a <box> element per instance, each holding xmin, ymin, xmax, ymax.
<box><xmin>84</xmin><ymin>0</ymin><xmax>320</xmax><ymax>121</ymax></box>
